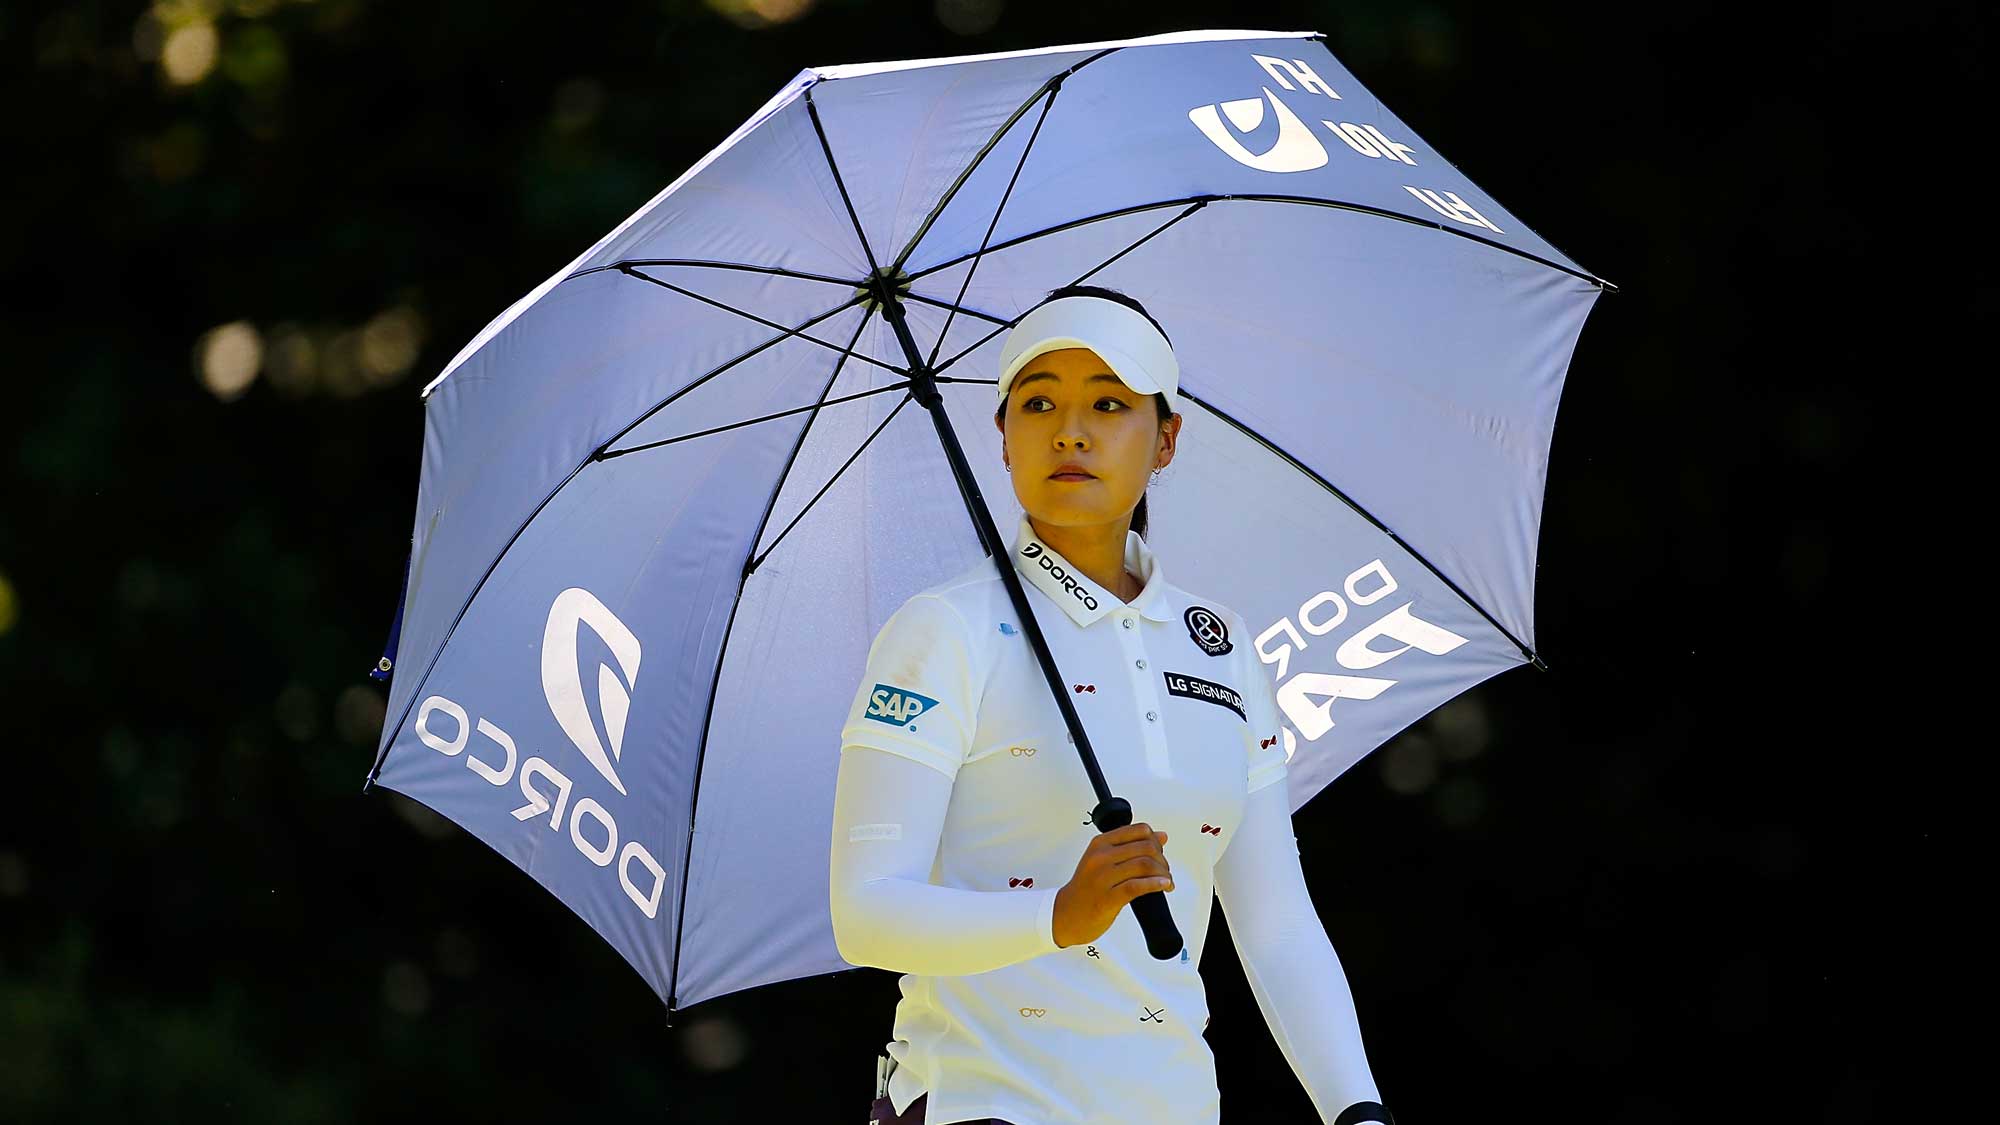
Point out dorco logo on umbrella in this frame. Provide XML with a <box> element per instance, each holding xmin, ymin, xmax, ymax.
<box><xmin>1188</xmin><ymin>87</ymin><xmax>1327</xmax><ymax>173</ymax></box>
<box><xmin>1187</xmin><ymin>54</ymin><xmax>1343</xmax><ymax>173</ymax></box>
<box><xmin>409</xmin><ymin>587</ymin><xmax>667</xmax><ymax>919</ymax></box>
<box><xmin>541</xmin><ymin>587</ymin><xmax>641</xmax><ymax>796</ymax></box>
<box><xmin>1188</xmin><ymin>53</ymin><xmax>1506</xmax><ymax>236</ymax></box>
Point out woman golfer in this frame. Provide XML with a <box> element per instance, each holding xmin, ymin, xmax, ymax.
<box><xmin>830</xmin><ymin>285</ymin><xmax>1392</xmax><ymax>1125</ymax></box>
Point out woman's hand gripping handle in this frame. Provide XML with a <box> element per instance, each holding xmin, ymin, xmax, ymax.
<box><xmin>1052</xmin><ymin>796</ymin><xmax>1183</xmax><ymax>959</ymax></box>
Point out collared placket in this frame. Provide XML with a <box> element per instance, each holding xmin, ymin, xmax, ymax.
<box><xmin>1112</xmin><ymin>606</ymin><xmax>1174</xmax><ymax>778</ymax></box>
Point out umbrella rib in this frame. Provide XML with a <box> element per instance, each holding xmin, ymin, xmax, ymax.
<box><xmin>898</xmin><ymin>289</ymin><xmax>1010</xmax><ymax>326</ymax></box>
<box><xmin>617</xmin><ymin>265</ymin><xmax>907</xmax><ymax>376</ymax></box>
<box><xmin>927</xmin><ymin>200</ymin><xmax>1210</xmax><ymax>378</ymax></box>
<box><xmin>574</xmin><ymin>261</ymin><xmax>1013</xmax><ymax>329</ymax></box>
<box><xmin>1181</xmin><ymin>385</ymin><xmax>1546</xmax><ymax>670</ymax></box>
<box><xmin>906</xmin><ymin>193</ymin><xmax>1616</xmax><ymax>292</ymax></box>
<box><xmin>923</xmin><ymin>85</ymin><xmax>1061</xmax><ymax>372</ymax></box>
<box><xmin>803</xmin><ymin>85</ymin><xmax>883</xmax><ymax>280</ymax></box>
<box><xmin>570</xmin><ymin>258</ymin><xmax>871</xmax><ymax>291</ymax></box>
<box><xmin>745</xmin><ymin>387</ymin><xmax>917</xmax><ymax>578</ymax></box>
<box><xmin>666</xmin><ymin>304</ymin><xmax>886</xmax><ymax>1017</ymax></box>
<box><xmin>365</xmin><ymin>295</ymin><xmax>872</xmax><ymax>784</ymax></box>
<box><xmin>885</xmin><ymin>46</ymin><xmax>1122</xmax><ymax>279</ymax></box>
<box><xmin>597</xmin><ymin>381</ymin><xmax>911</xmax><ymax>460</ymax></box>
<box><xmin>596</xmin><ymin>290</ymin><xmax>872</xmax><ymax>452</ymax></box>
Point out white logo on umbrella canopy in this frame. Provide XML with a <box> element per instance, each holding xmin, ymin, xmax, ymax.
<box><xmin>541</xmin><ymin>587</ymin><xmax>641</xmax><ymax>796</ymax></box>
<box><xmin>1187</xmin><ymin>87</ymin><xmax>1327</xmax><ymax>173</ymax></box>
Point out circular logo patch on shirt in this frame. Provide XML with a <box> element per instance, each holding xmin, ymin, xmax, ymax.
<box><xmin>1183</xmin><ymin>605</ymin><xmax>1233</xmax><ymax>657</ymax></box>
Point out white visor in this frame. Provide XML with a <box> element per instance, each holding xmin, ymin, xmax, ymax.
<box><xmin>996</xmin><ymin>295</ymin><xmax>1179</xmax><ymax>414</ymax></box>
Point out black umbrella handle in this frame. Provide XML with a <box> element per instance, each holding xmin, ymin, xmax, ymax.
<box><xmin>1091</xmin><ymin>796</ymin><xmax>1184</xmax><ymax>960</ymax></box>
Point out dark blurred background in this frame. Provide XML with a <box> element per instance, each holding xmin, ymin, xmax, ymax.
<box><xmin>2</xmin><ymin>0</ymin><xmax>1971</xmax><ymax>1121</ymax></box>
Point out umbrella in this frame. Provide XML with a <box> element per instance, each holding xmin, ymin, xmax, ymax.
<box><xmin>363</xmin><ymin>27</ymin><xmax>1613</xmax><ymax>1024</ymax></box>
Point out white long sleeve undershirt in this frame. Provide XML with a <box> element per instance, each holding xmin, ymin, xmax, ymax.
<box><xmin>828</xmin><ymin>743</ymin><xmax>1383</xmax><ymax>1120</ymax></box>
<box><xmin>1212</xmin><ymin>769</ymin><xmax>1384</xmax><ymax>1120</ymax></box>
<box><xmin>829</xmin><ymin>744</ymin><xmax>1062</xmax><ymax>977</ymax></box>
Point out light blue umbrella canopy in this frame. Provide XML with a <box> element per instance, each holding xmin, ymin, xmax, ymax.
<box><xmin>365</xmin><ymin>28</ymin><xmax>1612</xmax><ymax>1019</ymax></box>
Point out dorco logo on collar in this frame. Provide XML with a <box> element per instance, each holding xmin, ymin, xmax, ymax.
<box><xmin>1020</xmin><ymin>543</ymin><xmax>1100</xmax><ymax>613</ymax></box>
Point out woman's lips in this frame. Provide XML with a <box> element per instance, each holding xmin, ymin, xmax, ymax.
<box><xmin>1049</xmin><ymin>473</ymin><xmax>1096</xmax><ymax>481</ymax></box>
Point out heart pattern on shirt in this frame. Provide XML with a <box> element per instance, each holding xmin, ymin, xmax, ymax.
<box><xmin>1008</xmin><ymin>876</ymin><xmax>1035</xmax><ymax>888</ymax></box>
<box><xmin>1200</xmin><ymin>823</ymin><xmax>1222</xmax><ymax>836</ymax></box>
<box><xmin>1072</xmin><ymin>683</ymin><xmax>1095</xmax><ymax>693</ymax></box>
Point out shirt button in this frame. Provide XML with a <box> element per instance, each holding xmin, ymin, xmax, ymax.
<box><xmin>1135</xmin><ymin>659</ymin><xmax>1146</xmax><ymax>670</ymax></box>
<box><xmin>1146</xmin><ymin>711</ymin><xmax>1157</xmax><ymax>722</ymax></box>
<box><xmin>1121</xmin><ymin>617</ymin><xmax>1134</xmax><ymax>629</ymax></box>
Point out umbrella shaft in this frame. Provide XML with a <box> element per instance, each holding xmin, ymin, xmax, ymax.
<box><xmin>873</xmin><ymin>286</ymin><xmax>1114</xmax><ymax>810</ymax></box>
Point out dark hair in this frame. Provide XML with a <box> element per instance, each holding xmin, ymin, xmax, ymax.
<box><xmin>994</xmin><ymin>284</ymin><xmax>1174</xmax><ymax>539</ymax></box>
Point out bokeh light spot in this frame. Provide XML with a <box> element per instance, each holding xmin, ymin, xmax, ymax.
<box><xmin>0</xmin><ymin>569</ymin><xmax>16</xmax><ymax>635</ymax></box>
<box><xmin>935</xmin><ymin>0</ymin><xmax>1002</xmax><ymax>36</ymax></box>
<box><xmin>335</xmin><ymin>683</ymin><xmax>388</xmax><ymax>748</ymax></box>
<box><xmin>1430</xmin><ymin>692</ymin><xmax>1492</xmax><ymax>762</ymax></box>
<box><xmin>681</xmin><ymin>1014</ymin><xmax>749</xmax><ymax>1071</ymax></box>
<box><xmin>320</xmin><ymin>328</ymin><xmax>367</xmax><ymax>397</ymax></box>
<box><xmin>220</xmin><ymin>23</ymin><xmax>289</xmax><ymax>90</ymax></box>
<box><xmin>273</xmin><ymin>681</ymin><xmax>319</xmax><ymax>742</ymax></box>
<box><xmin>383</xmin><ymin>960</ymin><xmax>431</xmax><ymax>1016</ymax></box>
<box><xmin>161</xmin><ymin>22</ymin><xmax>219</xmax><ymax>85</ymax></box>
<box><xmin>1380</xmin><ymin>732</ymin><xmax>1438</xmax><ymax>794</ymax></box>
<box><xmin>264</xmin><ymin>322</ymin><xmax>318</xmax><ymax>396</ymax></box>
<box><xmin>197</xmin><ymin>320</ymin><xmax>263</xmax><ymax>401</ymax></box>
<box><xmin>550</xmin><ymin>78</ymin><xmax>605</xmax><ymax>133</ymax></box>
<box><xmin>140</xmin><ymin>121</ymin><xmax>207</xmax><ymax>183</ymax></box>
<box><xmin>360</xmin><ymin>306</ymin><xmax>425</xmax><ymax>386</ymax></box>
<box><xmin>702</xmin><ymin>0</ymin><xmax>816</xmax><ymax>30</ymax></box>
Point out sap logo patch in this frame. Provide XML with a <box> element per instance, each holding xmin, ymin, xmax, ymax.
<box><xmin>864</xmin><ymin>683</ymin><xmax>939</xmax><ymax>728</ymax></box>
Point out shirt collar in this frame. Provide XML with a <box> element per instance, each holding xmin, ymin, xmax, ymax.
<box><xmin>1010</xmin><ymin>512</ymin><xmax>1177</xmax><ymax>628</ymax></box>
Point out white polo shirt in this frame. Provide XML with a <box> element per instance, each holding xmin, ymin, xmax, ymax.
<box><xmin>836</xmin><ymin>512</ymin><xmax>1290</xmax><ymax>1125</ymax></box>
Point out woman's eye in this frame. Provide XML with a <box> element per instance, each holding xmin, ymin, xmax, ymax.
<box><xmin>1025</xmin><ymin>397</ymin><xmax>1123</xmax><ymax>412</ymax></box>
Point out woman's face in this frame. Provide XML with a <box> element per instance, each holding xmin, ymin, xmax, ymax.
<box><xmin>994</xmin><ymin>347</ymin><xmax>1179</xmax><ymax>528</ymax></box>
